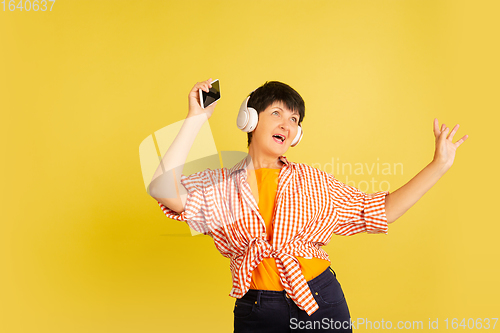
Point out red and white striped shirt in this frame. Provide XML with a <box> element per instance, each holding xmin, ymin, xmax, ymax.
<box><xmin>157</xmin><ymin>155</ymin><xmax>389</xmax><ymax>316</ymax></box>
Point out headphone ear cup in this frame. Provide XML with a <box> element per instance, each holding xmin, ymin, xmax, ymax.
<box><xmin>237</xmin><ymin>96</ymin><xmax>259</xmax><ymax>132</ymax></box>
<box><xmin>290</xmin><ymin>125</ymin><xmax>303</xmax><ymax>147</ymax></box>
<box><xmin>246</xmin><ymin>107</ymin><xmax>259</xmax><ymax>132</ymax></box>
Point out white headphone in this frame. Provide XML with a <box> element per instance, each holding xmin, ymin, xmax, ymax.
<box><xmin>236</xmin><ymin>95</ymin><xmax>303</xmax><ymax>147</ymax></box>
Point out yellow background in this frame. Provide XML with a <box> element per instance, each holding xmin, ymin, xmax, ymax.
<box><xmin>1</xmin><ymin>0</ymin><xmax>498</xmax><ymax>332</ymax></box>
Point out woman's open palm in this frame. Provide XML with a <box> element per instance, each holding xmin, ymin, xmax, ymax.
<box><xmin>432</xmin><ymin>118</ymin><xmax>469</xmax><ymax>169</ymax></box>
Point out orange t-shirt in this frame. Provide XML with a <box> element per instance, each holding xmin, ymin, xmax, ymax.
<box><xmin>249</xmin><ymin>168</ymin><xmax>331</xmax><ymax>290</ymax></box>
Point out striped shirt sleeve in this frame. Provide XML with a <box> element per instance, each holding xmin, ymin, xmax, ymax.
<box><xmin>328</xmin><ymin>174</ymin><xmax>390</xmax><ymax>235</ymax></box>
<box><xmin>157</xmin><ymin>170</ymin><xmax>212</xmax><ymax>236</ymax></box>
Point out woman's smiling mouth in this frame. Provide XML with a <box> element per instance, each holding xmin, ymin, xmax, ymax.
<box><xmin>272</xmin><ymin>134</ymin><xmax>286</xmax><ymax>144</ymax></box>
<box><xmin>273</xmin><ymin>136</ymin><xmax>284</xmax><ymax>144</ymax></box>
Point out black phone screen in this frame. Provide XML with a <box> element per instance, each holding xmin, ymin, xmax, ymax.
<box><xmin>202</xmin><ymin>80</ymin><xmax>220</xmax><ymax>108</ymax></box>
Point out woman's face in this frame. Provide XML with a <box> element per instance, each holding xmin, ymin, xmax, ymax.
<box><xmin>250</xmin><ymin>101</ymin><xmax>300</xmax><ymax>156</ymax></box>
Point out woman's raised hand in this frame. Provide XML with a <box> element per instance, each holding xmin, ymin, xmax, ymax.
<box><xmin>187</xmin><ymin>78</ymin><xmax>218</xmax><ymax>119</ymax></box>
<box><xmin>432</xmin><ymin>118</ymin><xmax>469</xmax><ymax>170</ymax></box>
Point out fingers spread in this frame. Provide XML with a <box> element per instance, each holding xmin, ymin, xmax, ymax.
<box><xmin>455</xmin><ymin>134</ymin><xmax>469</xmax><ymax>147</ymax></box>
<box><xmin>439</xmin><ymin>126</ymin><xmax>449</xmax><ymax>140</ymax></box>
<box><xmin>433</xmin><ymin>118</ymin><xmax>440</xmax><ymax>136</ymax></box>
<box><xmin>448</xmin><ymin>124</ymin><xmax>459</xmax><ymax>140</ymax></box>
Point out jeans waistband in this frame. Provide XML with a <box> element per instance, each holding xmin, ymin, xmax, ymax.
<box><xmin>242</xmin><ymin>266</ymin><xmax>336</xmax><ymax>301</ymax></box>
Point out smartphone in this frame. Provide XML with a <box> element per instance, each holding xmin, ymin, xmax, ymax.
<box><xmin>199</xmin><ymin>79</ymin><xmax>221</xmax><ymax>109</ymax></box>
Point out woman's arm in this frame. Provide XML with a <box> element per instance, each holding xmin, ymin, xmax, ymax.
<box><xmin>384</xmin><ymin>118</ymin><xmax>469</xmax><ymax>224</ymax></box>
<box><xmin>384</xmin><ymin>160</ymin><xmax>448</xmax><ymax>223</ymax></box>
<box><xmin>148</xmin><ymin>78</ymin><xmax>218</xmax><ymax>214</ymax></box>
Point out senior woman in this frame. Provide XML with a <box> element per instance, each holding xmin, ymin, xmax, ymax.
<box><xmin>148</xmin><ymin>78</ymin><xmax>468</xmax><ymax>332</ymax></box>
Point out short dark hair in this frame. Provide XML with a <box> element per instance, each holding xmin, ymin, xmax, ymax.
<box><xmin>246</xmin><ymin>81</ymin><xmax>305</xmax><ymax>147</ymax></box>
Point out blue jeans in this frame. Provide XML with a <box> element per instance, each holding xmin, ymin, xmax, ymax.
<box><xmin>233</xmin><ymin>266</ymin><xmax>352</xmax><ymax>332</ymax></box>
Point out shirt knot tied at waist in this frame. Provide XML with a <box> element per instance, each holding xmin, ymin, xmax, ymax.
<box><xmin>236</xmin><ymin>236</ymin><xmax>320</xmax><ymax>316</ymax></box>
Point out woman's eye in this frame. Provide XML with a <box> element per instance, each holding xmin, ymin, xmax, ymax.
<box><xmin>272</xmin><ymin>111</ymin><xmax>279</xmax><ymax>115</ymax></box>
<box><xmin>292</xmin><ymin>118</ymin><xmax>298</xmax><ymax>123</ymax></box>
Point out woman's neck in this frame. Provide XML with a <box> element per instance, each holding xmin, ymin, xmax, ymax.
<box><xmin>246</xmin><ymin>148</ymin><xmax>283</xmax><ymax>170</ymax></box>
